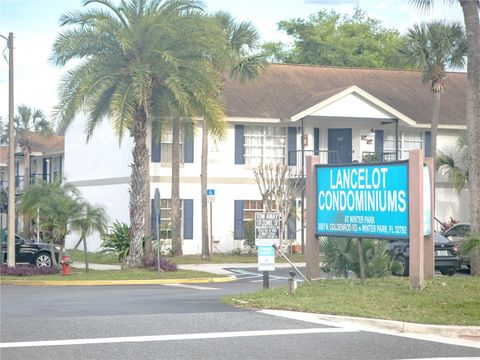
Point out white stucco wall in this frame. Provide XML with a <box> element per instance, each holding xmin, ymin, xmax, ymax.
<box><xmin>64</xmin><ymin>115</ymin><xmax>132</xmax><ymax>249</ymax></box>
<box><xmin>62</xmin><ymin>102</ymin><xmax>470</xmax><ymax>253</ymax></box>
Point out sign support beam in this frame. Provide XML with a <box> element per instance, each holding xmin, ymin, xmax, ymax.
<box><xmin>409</xmin><ymin>150</ymin><xmax>425</xmax><ymax>290</ymax></box>
<box><xmin>306</xmin><ymin>155</ymin><xmax>321</xmax><ymax>281</ymax></box>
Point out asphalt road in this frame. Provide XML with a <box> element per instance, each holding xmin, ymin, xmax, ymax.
<box><xmin>1</xmin><ymin>267</ymin><xmax>478</xmax><ymax>360</ymax></box>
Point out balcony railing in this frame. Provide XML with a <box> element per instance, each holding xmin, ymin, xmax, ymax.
<box><xmin>288</xmin><ymin>150</ymin><xmax>338</xmax><ymax>178</ymax></box>
<box><xmin>361</xmin><ymin>151</ymin><xmax>397</xmax><ymax>163</ymax></box>
<box><xmin>288</xmin><ymin>150</ymin><xmax>398</xmax><ymax>178</ymax></box>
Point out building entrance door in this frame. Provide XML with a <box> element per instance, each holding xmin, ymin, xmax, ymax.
<box><xmin>328</xmin><ymin>128</ymin><xmax>352</xmax><ymax>164</ymax></box>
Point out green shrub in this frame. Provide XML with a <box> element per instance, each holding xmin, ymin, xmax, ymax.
<box><xmin>243</xmin><ymin>220</ymin><xmax>256</xmax><ymax>250</ymax></box>
<box><xmin>320</xmin><ymin>237</ymin><xmax>401</xmax><ymax>278</ymax></box>
<box><xmin>100</xmin><ymin>221</ymin><xmax>130</xmax><ymax>263</ymax></box>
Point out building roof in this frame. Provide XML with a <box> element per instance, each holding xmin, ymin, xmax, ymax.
<box><xmin>222</xmin><ymin>64</ymin><xmax>467</xmax><ymax>127</ymax></box>
<box><xmin>24</xmin><ymin>132</ymin><xmax>64</xmax><ymax>155</ymax></box>
<box><xmin>0</xmin><ymin>133</ymin><xmax>64</xmax><ymax>164</ymax></box>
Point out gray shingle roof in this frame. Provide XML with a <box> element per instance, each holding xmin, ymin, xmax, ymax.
<box><xmin>222</xmin><ymin>64</ymin><xmax>467</xmax><ymax>126</ymax></box>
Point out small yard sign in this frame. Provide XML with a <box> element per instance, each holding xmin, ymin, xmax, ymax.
<box><xmin>255</xmin><ymin>212</ymin><xmax>280</xmax><ymax>246</ymax></box>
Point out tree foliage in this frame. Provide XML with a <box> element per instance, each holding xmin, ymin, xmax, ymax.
<box><xmin>17</xmin><ymin>180</ymin><xmax>105</xmax><ymax>267</ymax></box>
<box><xmin>51</xmin><ymin>0</ymin><xmax>226</xmax><ymax>265</ymax></box>
<box><xmin>262</xmin><ymin>7</ymin><xmax>408</xmax><ymax>68</ymax></box>
<box><xmin>253</xmin><ymin>164</ymin><xmax>304</xmax><ymax>249</ymax></box>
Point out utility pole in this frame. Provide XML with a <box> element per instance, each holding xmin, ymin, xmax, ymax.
<box><xmin>1</xmin><ymin>32</ymin><xmax>15</xmax><ymax>267</ymax></box>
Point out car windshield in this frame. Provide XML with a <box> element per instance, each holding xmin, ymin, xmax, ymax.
<box><xmin>15</xmin><ymin>236</ymin><xmax>34</xmax><ymax>244</ymax></box>
<box><xmin>434</xmin><ymin>233</ymin><xmax>449</xmax><ymax>244</ymax></box>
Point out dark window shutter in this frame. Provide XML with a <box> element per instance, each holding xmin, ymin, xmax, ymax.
<box><xmin>234</xmin><ymin>200</ymin><xmax>244</xmax><ymax>240</ymax></box>
<box><xmin>375</xmin><ymin>130</ymin><xmax>384</xmax><ymax>161</ymax></box>
<box><xmin>151</xmin><ymin>137</ymin><xmax>160</xmax><ymax>163</ymax></box>
<box><xmin>183</xmin><ymin>199</ymin><xmax>193</xmax><ymax>240</ymax></box>
<box><xmin>184</xmin><ymin>134</ymin><xmax>194</xmax><ymax>163</ymax></box>
<box><xmin>288</xmin><ymin>127</ymin><xmax>297</xmax><ymax>165</ymax></box>
<box><xmin>234</xmin><ymin>125</ymin><xmax>245</xmax><ymax>165</ymax></box>
<box><xmin>151</xmin><ymin>199</ymin><xmax>158</xmax><ymax>240</ymax></box>
<box><xmin>424</xmin><ymin>131</ymin><xmax>432</xmax><ymax>157</ymax></box>
<box><xmin>314</xmin><ymin>128</ymin><xmax>320</xmax><ymax>155</ymax></box>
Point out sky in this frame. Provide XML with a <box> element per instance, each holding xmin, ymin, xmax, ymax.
<box><xmin>0</xmin><ymin>0</ymin><xmax>465</xmax><ymax>123</ymax></box>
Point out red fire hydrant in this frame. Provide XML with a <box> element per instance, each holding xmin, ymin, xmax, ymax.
<box><xmin>61</xmin><ymin>255</ymin><xmax>71</xmax><ymax>276</ymax></box>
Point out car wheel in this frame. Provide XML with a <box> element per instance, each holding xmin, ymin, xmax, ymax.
<box><xmin>35</xmin><ymin>253</ymin><xmax>53</xmax><ymax>268</ymax></box>
<box><xmin>440</xmin><ymin>268</ymin><xmax>456</xmax><ymax>276</ymax></box>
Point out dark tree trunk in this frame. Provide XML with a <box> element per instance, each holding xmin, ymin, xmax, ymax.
<box><xmin>460</xmin><ymin>0</ymin><xmax>480</xmax><ymax>275</ymax></box>
<box><xmin>201</xmin><ymin>119</ymin><xmax>209</xmax><ymax>259</ymax></box>
<box><xmin>125</xmin><ymin>107</ymin><xmax>148</xmax><ymax>267</ymax></box>
<box><xmin>144</xmin><ymin>117</ymin><xmax>153</xmax><ymax>261</ymax></box>
<box><xmin>171</xmin><ymin>117</ymin><xmax>183</xmax><ymax>256</ymax></box>
<box><xmin>431</xmin><ymin>90</ymin><xmax>441</xmax><ymax>163</ymax></box>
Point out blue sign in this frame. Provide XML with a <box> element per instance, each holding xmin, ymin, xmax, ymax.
<box><xmin>207</xmin><ymin>189</ymin><xmax>215</xmax><ymax>196</ymax></box>
<box><xmin>258</xmin><ymin>245</ymin><xmax>275</xmax><ymax>271</ymax></box>
<box><xmin>316</xmin><ymin>161</ymin><xmax>409</xmax><ymax>239</ymax></box>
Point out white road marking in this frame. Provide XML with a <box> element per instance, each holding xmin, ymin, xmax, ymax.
<box><xmin>261</xmin><ymin>310</ymin><xmax>480</xmax><ymax>349</ymax></box>
<box><xmin>0</xmin><ymin>328</ymin><xmax>358</xmax><ymax>349</ymax></box>
<box><xmin>162</xmin><ymin>283</ymin><xmax>220</xmax><ymax>291</ymax></box>
<box><xmin>396</xmin><ymin>358</ymin><xmax>480</xmax><ymax>360</ymax></box>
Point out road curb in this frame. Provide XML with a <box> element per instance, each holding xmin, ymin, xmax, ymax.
<box><xmin>314</xmin><ymin>313</ymin><xmax>480</xmax><ymax>337</ymax></box>
<box><xmin>0</xmin><ymin>275</ymin><xmax>236</xmax><ymax>286</ymax></box>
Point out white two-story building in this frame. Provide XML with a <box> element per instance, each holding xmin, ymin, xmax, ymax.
<box><xmin>63</xmin><ymin>64</ymin><xmax>469</xmax><ymax>253</ymax></box>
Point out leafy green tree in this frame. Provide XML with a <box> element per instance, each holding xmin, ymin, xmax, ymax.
<box><xmin>263</xmin><ymin>7</ymin><xmax>408</xmax><ymax>68</ymax></box>
<box><xmin>409</xmin><ymin>0</ymin><xmax>480</xmax><ymax>276</ymax></box>
<box><xmin>401</xmin><ymin>20</ymin><xmax>466</xmax><ymax>163</ymax></box>
<box><xmin>436</xmin><ymin>131</ymin><xmax>468</xmax><ymax>193</ymax></box>
<box><xmin>197</xmin><ymin>11</ymin><xmax>265</xmax><ymax>260</ymax></box>
<box><xmin>17</xmin><ymin>179</ymin><xmax>82</xmax><ymax>267</ymax></box>
<box><xmin>70</xmin><ymin>201</ymin><xmax>108</xmax><ymax>271</ymax></box>
<box><xmin>51</xmin><ymin>0</ymin><xmax>225</xmax><ymax>264</ymax></box>
<box><xmin>14</xmin><ymin>104</ymin><xmax>54</xmax><ymax>236</ymax></box>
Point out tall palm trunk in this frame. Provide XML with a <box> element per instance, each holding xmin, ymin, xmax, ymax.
<box><xmin>431</xmin><ymin>90</ymin><xmax>441</xmax><ymax>162</ymax></box>
<box><xmin>126</xmin><ymin>107</ymin><xmax>148</xmax><ymax>267</ymax></box>
<box><xmin>171</xmin><ymin>117</ymin><xmax>182</xmax><ymax>256</ymax></box>
<box><xmin>460</xmin><ymin>0</ymin><xmax>480</xmax><ymax>275</ymax></box>
<box><xmin>201</xmin><ymin>119</ymin><xmax>209</xmax><ymax>259</ymax></box>
<box><xmin>144</xmin><ymin>117</ymin><xmax>153</xmax><ymax>261</ymax></box>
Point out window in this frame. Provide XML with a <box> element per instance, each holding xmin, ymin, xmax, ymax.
<box><xmin>159</xmin><ymin>199</ymin><xmax>183</xmax><ymax>240</ymax></box>
<box><xmin>243</xmin><ymin>200</ymin><xmax>264</xmax><ymax>222</ymax></box>
<box><xmin>384</xmin><ymin>131</ymin><xmax>423</xmax><ymax>160</ymax></box>
<box><xmin>51</xmin><ymin>156</ymin><xmax>62</xmax><ymax>180</ymax></box>
<box><xmin>160</xmin><ymin>130</ymin><xmax>183</xmax><ymax>164</ymax></box>
<box><xmin>244</xmin><ymin>126</ymin><xmax>286</xmax><ymax>165</ymax></box>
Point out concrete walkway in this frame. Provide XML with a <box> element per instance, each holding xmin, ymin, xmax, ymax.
<box><xmin>72</xmin><ymin>262</ymin><xmax>121</xmax><ymax>271</ymax></box>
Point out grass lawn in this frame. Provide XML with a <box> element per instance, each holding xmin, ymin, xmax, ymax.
<box><xmin>222</xmin><ymin>276</ymin><xmax>480</xmax><ymax>326</ymax></box>
<box><xmin>68</xmin><ymin>250</ymin><xmax>306</xmax><ymax>265</ymax></box>
<box><xmin>0</xmin><ymin>268</ymin><xmax>224</xmax><ymax>282</ymax></box>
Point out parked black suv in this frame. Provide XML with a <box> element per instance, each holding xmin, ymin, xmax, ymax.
<box><xmin>442</xmin><ymin>222</ymin><xmax>471</xmax><ymax>270</ymax></box>
<box><xmin>1</xmin><ymin>235</ymin><xmax>59</xmax><ymax>268</ymax></box>
<box><xmin>387</xmin><ymin>233</ymin><xmax>460</xmax><ymax>276</ymax></box>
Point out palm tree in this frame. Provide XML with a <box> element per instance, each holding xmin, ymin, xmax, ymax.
<box><xmin>51</xmin><ymin>0</ymin><xmax>224</xmax><ymax>266</ymax></box>
<box><xmin>401</xmin><ymin>20</ymin><xmax>466</xmax><ymax>162</ymax></box>
<box><xmin>70</xmin><ymin>202</ymin><xmax>108</xmax><ymax>271</ymax></box>
<box><xmin>436</xmin><ymin>131</ymin><xmax>468</xmax><ymax>193</ymax></box>
<box><xmin>18</xmin><ymin>179</ymin><xmax>81</xmax><ymax>267</ymax></box>
<box><xmin>198</xmin><ymin>12</ymin><xmax>266</xmax><ymax>260</ymax></box>
<box><xmin>408</xmin><ymin>0</ymin><xmax>480</xmax><ymax>276</ymax></box>
<box><xmin>14</xmin><ymin>104</ymin><xmax>53</xmax><ymax>236</ymax></box>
